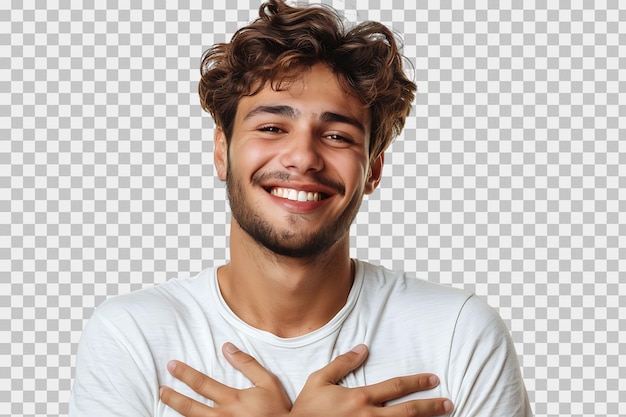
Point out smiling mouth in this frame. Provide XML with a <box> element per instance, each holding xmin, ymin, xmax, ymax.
<box><xmin>269</xmin><ymin>187</ymin><xmax>329</xmax><ymax>202</ymax></box>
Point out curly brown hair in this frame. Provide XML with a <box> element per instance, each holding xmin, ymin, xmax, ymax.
<box><xmin>199</xmin><ymin>0</ymin><xmax>416</xmax><ymax>161</ymax></box>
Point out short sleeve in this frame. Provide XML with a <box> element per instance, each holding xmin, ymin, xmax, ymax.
<box><xmin>446</xmin><ymin>295</ymin><xmax>533</xmax><ymax>416</ymax></box>
<box><xmin>69</xmin><ymin>303</ymin><xmax>156</xmax><ymax>417</ymax></box>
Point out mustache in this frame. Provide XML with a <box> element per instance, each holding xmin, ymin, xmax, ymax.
<box><xmin>251</xmin><ymin>171</ymin><xmax>346</xmax><ymax>196</ymax></box>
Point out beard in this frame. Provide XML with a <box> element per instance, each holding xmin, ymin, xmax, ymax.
<box><xmin>225</xmin><ymin>166</ymin><xmax>364</xmax><ymax>259</ymax></box>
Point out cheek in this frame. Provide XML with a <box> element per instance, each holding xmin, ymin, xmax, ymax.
<box><xmin>229</xmin><ymin>143</ymin><xmax>275</xmax><ymax>174</ymax></box>
<box><xmin>327</xmin><ymin>159</ymin><xmax>370</xmax><ymax>196</ymax></box>
<box><xmin>331</xmin><ymin>151</ymin><xmax>369</xmax><ymax>179</ymax></box>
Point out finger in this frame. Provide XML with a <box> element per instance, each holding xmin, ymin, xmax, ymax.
<box><xmin>379</xmin><ymin>397</ymin><xmax>454</xmax><ymax>417</ymax></box>
<box><xmin>166</xmin><ymin>360</ymin><xmax>233</xmax><ymax>403</ymax></box>
<box><xmin>310</xmin><ymin>344</ymin><xmax>369</xmax><ymax>384</ymax></box>
<box><xmin>160</xmin><ymin>385</ymin><xmax>217</xmax><ymax>417</ymax></box>
<box><xmin>363</xmin><ymin>373</ymin><xmax>441</xmax><ymax>404</ymax></box>
<box><xmin>221</xmin><ymin>342</ymin><xmax>282</xmax><ymax>388</ymax></box>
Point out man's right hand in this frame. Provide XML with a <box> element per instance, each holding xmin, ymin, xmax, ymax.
<box><xmin>161</xmin><ymin>343</ymin><xmax>453</xmax><ymax>417</ymax></box>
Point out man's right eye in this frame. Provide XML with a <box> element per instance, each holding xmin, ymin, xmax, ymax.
<box><xmin>258</xmin><ymin>125</ymin><xmax>283</xmax><ymax>133</ymax></box>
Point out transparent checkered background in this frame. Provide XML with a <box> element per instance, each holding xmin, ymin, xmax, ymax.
<box><xmin>2</xmin><ymin>0</ymin><xmax>625</xmax><ymax>416</ymax></box>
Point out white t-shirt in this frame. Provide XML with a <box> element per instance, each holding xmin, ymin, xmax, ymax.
<box><xmin>70</xmin><ymin>260</ymin><xmax>532</xmax><ymax>416</ymax></box>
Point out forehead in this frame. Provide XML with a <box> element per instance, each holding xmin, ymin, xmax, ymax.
<box><xmin>235</xmin><ymin>64</ymin><xmax>371</xmax><ymax>129</ymax></box>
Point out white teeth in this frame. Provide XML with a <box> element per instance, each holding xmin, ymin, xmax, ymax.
<box><xmin>271</xmin><ymin>187</ymin><xmax>321</xmax><ymax>202</ymax></box>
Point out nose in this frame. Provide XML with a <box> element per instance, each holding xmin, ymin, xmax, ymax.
<box><xmin>279</xmin><ymin>131</ymin><xmax>324</xmax><ymax>174</ymax></box>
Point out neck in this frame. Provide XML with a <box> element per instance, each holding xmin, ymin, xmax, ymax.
<box><xmin>218</xmin><ymin>223</ymin><xmax>354</xmax><ymax>338</ymax></box>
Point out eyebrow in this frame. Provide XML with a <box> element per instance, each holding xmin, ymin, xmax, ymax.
<box><xmin>244</xmin><ymin>105</ymin><xmax>366</xmax><ymax>134</ymax></box>
<box><xmin>319</xmin><ymin>111</ymin><xmax>366</xmax><ymax>134</ymax></box>
<box><xmin>244</xmin><ymin>105</ymin><xmax>300</xmax><ymax>120</ymax></box>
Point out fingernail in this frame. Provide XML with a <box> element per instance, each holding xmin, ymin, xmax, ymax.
<box><xmin>443</xmin><ymin>400</ymin><xmax>453</xmax><ymax>413</ymax></box>
<box><xmin>429</xmin><ymin>375</ymin><xmax>439</xmax><ymax>386</ymax></box>
<box><xmin>224</xmin><ymin>342</ymin><xmax>240</xmax><ymax>354</ymax></box>
<box><xmin>350</xmin><ymin>344</ymin><xmax>367</xmax><ymax>354</ymax></box>
<box><xmin>167</xmin><ymin>361</ymin><xmax>177</xmax><ymax>372</ymax></box>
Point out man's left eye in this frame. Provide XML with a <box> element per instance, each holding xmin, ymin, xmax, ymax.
<box><xmin>325</xmin><ymin>134</ymin><xmax>349</xmax><ymax>142</ymax></box>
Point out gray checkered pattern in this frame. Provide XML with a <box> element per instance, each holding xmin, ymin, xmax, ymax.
<box><xmin>2</xmin><ymin>0</ymin><xmax>625</xmax><ymax>416</ymax></box>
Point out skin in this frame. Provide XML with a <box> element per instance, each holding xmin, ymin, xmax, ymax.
<box><xmin>216</xmin><ymin>64</ymin><xmax>381</xmax><ymax>337</ymax></box>
<box><xmin>160</xmin><ymin>64</ymin><xmax>453</xmax><ymax>416</ymax></box>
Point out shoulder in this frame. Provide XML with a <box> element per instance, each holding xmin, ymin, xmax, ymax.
<box><xmin>75</xmin><ymin>267</ymin><xmax>219</xmax><ymax>382</ymax></box>
<box><xmin>357</xmin><ymin>259</ymin><xmax>473</xmax><ymax>313</ymax></box>
<box><xmin>87</xmin><ymin>267</ymin><xmax>215</xmax><ymax>334</ymax></box>
<box><xmin>356</xmin><ymin>260</ymin><xmax>514</xmax><ymax>344</ymax></box>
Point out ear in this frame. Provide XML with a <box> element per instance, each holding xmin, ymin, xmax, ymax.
<box><xmin>214</xmin><ymin>128</ymin><xmax>228</xmax><ymax>181</ymax></box>
<box><xmin>364</xmin><ymin>153</ymin><xmax>384</xmax><ymax>195</ymax></box>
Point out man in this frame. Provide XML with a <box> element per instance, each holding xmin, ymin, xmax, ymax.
<box><xmin>70</xmin><ymin>1</ymin><xmax>532</xmax><ymax>416</ymax></box>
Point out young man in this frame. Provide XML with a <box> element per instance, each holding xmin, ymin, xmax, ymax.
<box><xmin>70</xmin><ymin>1</ymin><xmax>532</xmax><ymax>416</ymax></box>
